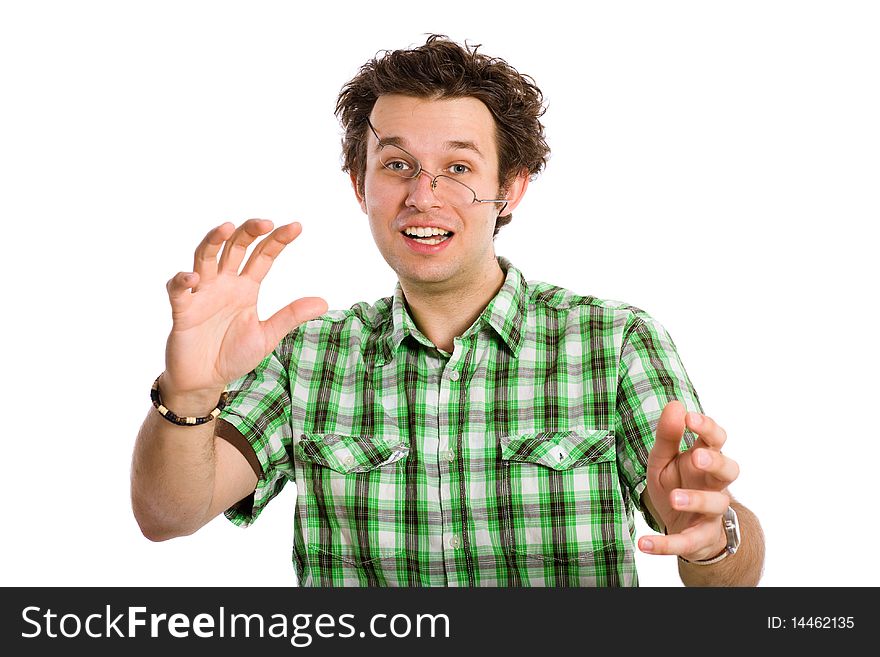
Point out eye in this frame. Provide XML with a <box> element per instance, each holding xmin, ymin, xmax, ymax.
<box><xmin>384</xmin><ymin>159</ymin><xmax>413</xmax><ymax>172</ymax></box>
<box><xmin>448</xmin><ymin>163</ymin><xmax>471</xmax><ymax>175</ymax></box>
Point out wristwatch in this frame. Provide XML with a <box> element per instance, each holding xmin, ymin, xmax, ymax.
<box><xmin>681</xmin><ymin>505</ymin><xmax>741</xmax><ymax>566</ymax></box>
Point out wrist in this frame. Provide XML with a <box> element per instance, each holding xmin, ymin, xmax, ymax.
<box><xmin>155</xmin><ymin>373</ymin><xmax>227</xmax><ymax>419</ymax></box>
<box><xmin>704</xmin><ymin>520</ymin><xmax>729</xmax><ymax>559</ymax></box>
<box><xmin>680</xmin><ymin>506</ymin><xmax>741</xmax><ymax>566</ymax></box>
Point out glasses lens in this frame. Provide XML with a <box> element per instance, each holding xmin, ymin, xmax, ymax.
<box><xmin>379</xmin><ymin>145</ymin><xmax>478</xmax><ymax>208</ymax></box>
<box><xmin>432</xmin><ymin>176</ymin><xmax>477</xmax><ymax>208</ymax></box>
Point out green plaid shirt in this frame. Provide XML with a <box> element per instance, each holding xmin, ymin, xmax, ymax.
<box><xmin>219</xmin><ymin>257</ymin><xmax>701</xmax><ymax>586</ymax></box>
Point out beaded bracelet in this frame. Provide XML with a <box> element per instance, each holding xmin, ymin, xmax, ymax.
<box><xmin>150</xmin><ymin>376</ymin><xmax>229</xmax><ymax>426</ymax></box>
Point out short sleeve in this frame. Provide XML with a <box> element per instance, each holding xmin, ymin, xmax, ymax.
<box><xmin>614</xmin><ymin>312</ymin><xmax>703</xmax><ymax>533</ymax></box>
<box><xmin>218</xmin><ymin>344</ymin><xmax>295</xmax><ymax>527</ymax></box>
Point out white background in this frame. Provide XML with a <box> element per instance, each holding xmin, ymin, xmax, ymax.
<box><xmin>2</xmin><ymin>0</ymin><xmax>877</xmax><ymax>587</ymax></box>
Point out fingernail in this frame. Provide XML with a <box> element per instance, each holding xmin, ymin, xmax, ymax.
<box><xmin>688</xmin><ymin>412</ymin><xmax>703</xmax><ymax>426</ymax></box>
<box><xmin>673</xmin><ymin>491</ymin><xmax>689</xmax><ymax>507</ymax></box>
<box><xmin>641</xmin><ymin>539</ymin><xmax>654</xmax><ymax>552</ymax></box>
<box><xmin>697</xmin><ymin>450</ymin><xmax>711</xmax><ymax>467</ymax></box>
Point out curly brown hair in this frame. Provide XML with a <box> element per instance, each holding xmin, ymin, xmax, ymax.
<box><xmin>335</xmin><ymin>34</ymin><xmax>549</xmax><ymax>235</ymax></box>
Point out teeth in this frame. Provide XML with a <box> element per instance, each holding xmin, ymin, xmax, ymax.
<box><xmin>404</xmin><ymin>226</ymin><xmax>451</xmax><ymax>238</ymax></box>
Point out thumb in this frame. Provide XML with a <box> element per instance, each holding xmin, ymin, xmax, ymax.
<box><xmin>262</xmin><ymin>296</ymin><xmax>329</xmax><ymax>346</ymax></box>
<box><xmin>649</xmin><ymin>400</ymin><xmax>688</xmax><ymax>466</ymax></box>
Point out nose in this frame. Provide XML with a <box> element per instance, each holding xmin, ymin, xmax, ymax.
<box><xmin>405</xmin><ymin>169</ymin><xmax>443</xmax><ymax>212</ymax></box>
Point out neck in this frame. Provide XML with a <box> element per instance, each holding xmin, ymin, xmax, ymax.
<box><xmin>400</xmin><ymin>259</ymin><xmax>505</xmax><ymax>353</ymax></box>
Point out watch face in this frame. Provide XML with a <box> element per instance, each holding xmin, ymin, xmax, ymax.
<box><xmin>724</xmin><ymin>507</ymin><xmax>741</xmax><ymax>552</ymax></box>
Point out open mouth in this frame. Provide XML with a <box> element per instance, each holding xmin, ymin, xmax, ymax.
<box><xmin>402</xmin><ymin>227</ymin><xmax>453</xmax><ymax>245</ymax></box>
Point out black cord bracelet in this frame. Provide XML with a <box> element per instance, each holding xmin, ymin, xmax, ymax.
<box><xmin>150</xmin><ymin>376</ymin><xmax>228</xmax><ymax>426</ymax></box>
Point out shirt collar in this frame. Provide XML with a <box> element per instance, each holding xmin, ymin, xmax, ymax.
<box><xmin>377</xmin><ymin>257</ymin><xmax>527</xmax><ymax>365</ymax></box>
<box><xmin>468</xmin><ymin>256</ymin><xmax>527</xmax><ymax>357</ymax></box>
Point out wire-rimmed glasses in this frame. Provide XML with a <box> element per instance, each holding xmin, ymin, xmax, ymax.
<box><xmin>366</xmin><ymin>118</ymin><xmax>509</xmax><ymax>212</ymax></box>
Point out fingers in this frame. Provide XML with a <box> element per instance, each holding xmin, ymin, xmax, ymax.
<box><xmin>670</xmin><ymin>488</ymin><xmax>731</xmax><ymax>516</ymax></box>
<box><xmin>240</xmin><ymin>222</ymin><xmax>303</xmax><ymax>283</ymax></box>
<box><xmin>649</xmin><ymin>400</ymin><xmax>687</xmax><ymax>465</ymax></box>
<box><xmin>652</xmin><ymin>404</ymin><xmax>732</xmax><ymax>475</ymax></box>
<box><xmin>192</xmin><ymin>222</ymin><xmax>235</xmax><ymax>287</ymax></box>
<box><xmin>640</xmin><ymin>489</ymin><xmax>730</xmax><ymax>558</ymax></box>
<box><xmin>638</xmin><ymin>518</ymin><xmax>725</xmax><ymax>559</ymax></box>
<box><xmin>191</xmin><ymin>219</ymin><xmax>300</xmax><ymax>289</ymax></box>
<box><xmin>217</xmin><ymin>218</ymin><xmax>275</xmax><ymax>275</ymax></box>
<box><xmin>685</xmin><ymin>411</ymin><xmax>728</xmax><ymax>450</ymax></box>
<box><xmin>166</xmin><ymin>271</ymin><xmax>199</xmax><ymax>308</ymax></box>
<box><xmin>262</xmin><ymin>297</ymin><xmax>329</xmax><ymax>347</ymax></box>
<box><xmin>690</xmin><ymin>447</ymin><xmax>740</xmax><ymax>485</ymax></box>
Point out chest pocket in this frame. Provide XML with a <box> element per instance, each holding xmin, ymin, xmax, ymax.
<box><xmin>500</xmin><ymin>428</ymin><xmax>614</xmax><ymax>469</ymax></box>
<box><xmin>498</xmin><ymin>429</ymin><xmax>629</xmax><ymax>586</ymax></box>
<box><xmin>294</xmin><ymin>432</ymin><xmax>409</xmax><ymax>586</ymax></box>
<box><xmin>297</xmin><ymin>432</ymin><xmax>409</xmax><ymax>473</ymax></box>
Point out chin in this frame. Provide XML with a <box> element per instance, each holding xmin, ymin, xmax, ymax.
<box><xmin>387</xmin><ymin>259</ymin><xmax>456</xmax><ymax>286</ymax></box>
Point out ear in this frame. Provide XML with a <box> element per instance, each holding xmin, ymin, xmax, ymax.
<box><xmin>350</xmin><ymin>172</ymin><xmax>367</xmax><ymax>214</ymax></box>
<box><xmin>499</xmin><ymin>169</ymin><xmax>530</xmax><ymax>215</ymax></box>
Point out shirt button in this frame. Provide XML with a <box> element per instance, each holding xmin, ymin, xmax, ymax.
<box><xmin>449</xmin><ymin>370</ymin><xmax>460</xmax><ymax>381</ymax></box>
<box><xmin>449</xmin><ymin>535</ymin><xmax>461</xmax><ymax>549</ymax></box>
<box><xmin>442</xmin><ymin>450</ymin><xmax>455</xmax><ymax>462</ymax></box>
<box><xmin>343</xmin><ymin>455</ymin><xmax>355</xmax><ymax>467</ymax></box>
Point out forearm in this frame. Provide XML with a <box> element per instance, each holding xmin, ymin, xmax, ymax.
<box><xmin>130</xmin><ymin>386</ymin><xmax>224</xmax><ymax>541</ymax></box>
<box><xmin>678</xmin><ymin>501</ymin><xmax>765</xmax><ymax>587</ymax></box>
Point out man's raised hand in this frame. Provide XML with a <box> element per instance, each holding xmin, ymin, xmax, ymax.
<box><xmin>161</xmin><ymin>219</ymin><xmax>328</xmax><ymax>408</ymax></box>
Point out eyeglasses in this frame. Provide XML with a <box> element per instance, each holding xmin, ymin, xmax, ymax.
<box><xmin>366</xmin><ymin>118</ymin><xmax>509</xmax><ymax>213</ymax></box>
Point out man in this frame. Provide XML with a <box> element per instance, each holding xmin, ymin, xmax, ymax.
<box><xmin>131</xmin><ymin>35</ymin><xmax>765</xmax><ymax>586</ymax></box>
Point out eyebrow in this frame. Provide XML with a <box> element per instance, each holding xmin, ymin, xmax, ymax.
<box><xmin>376</xmin><ymin>135</ymin><xmax>486</xmax><ymax>161</ymax></box>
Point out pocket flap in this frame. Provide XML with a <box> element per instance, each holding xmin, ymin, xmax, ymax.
<box><xmin>297</xmin><ymin>433</ymin><xmax>409</xmax><ymax>474</ymax></box>
<box><xmin>500</xmin><ymin>429</ymin><xmax>614</xmax><ymax>470</ymax></box>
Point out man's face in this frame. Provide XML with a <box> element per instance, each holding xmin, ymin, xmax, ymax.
<box><xmin>353</xmin><ymin>94</ymin><xmax>527</xmax><ymax>292</ymax></box>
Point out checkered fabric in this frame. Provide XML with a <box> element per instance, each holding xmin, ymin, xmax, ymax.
<box><xmin>220</xmin><ymin>257</ymin><xmax>701</xmax><ymax>586</ymax></box>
